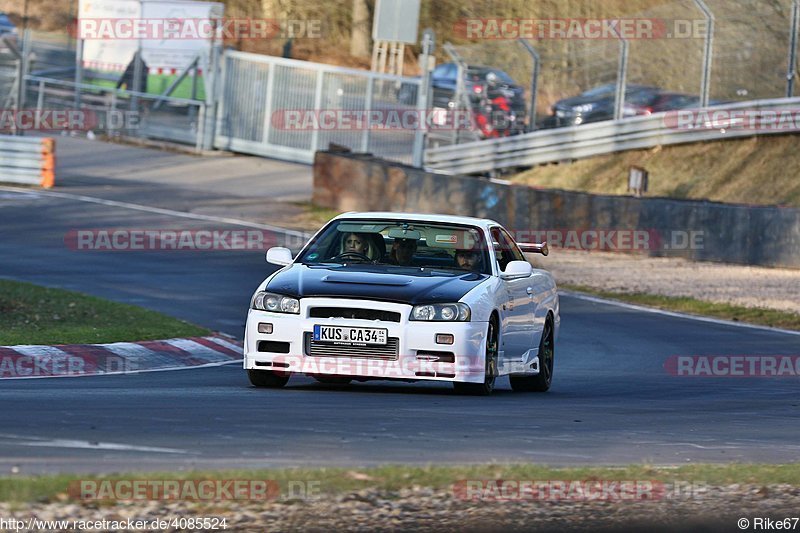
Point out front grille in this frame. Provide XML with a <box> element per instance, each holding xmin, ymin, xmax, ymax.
<box><xmin>304</xmin><ymin>332</ymin><xmax>399</xmax><ymax>360</ymax></box>
<box><xmin>309</xmin><ymin>307</ymin><xmax>401</xmax><ymax>323</ymax></box>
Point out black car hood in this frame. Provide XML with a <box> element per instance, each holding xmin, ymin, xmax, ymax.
<box><xmin>266</xmin><ymin>264</ymin><xmax>488</xmax><ymax>305</ymax></box>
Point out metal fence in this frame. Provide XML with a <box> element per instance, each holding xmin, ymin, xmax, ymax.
<box><xmin>424</xmin><ymin>97</ymin><xmax>800</xmax><ymax>175</ymax></box>
<box><xmin>3</xmin><ymin>0</ymin><xmax>799</xmax><ymax>171</ymax></box>
<box><xmin>214</xmin><ymin>50</ymin><xmax>422</xmax><ymax>165</ymax></box>
<box><xmin>440</xmin><ymin>0</ymin><xmax>800</xmax><ymax>140</ymax></box>
<box><xmin>24</xmin><ymin>75</ymin><xmax>207</xmax><ymax>148</ymax></box>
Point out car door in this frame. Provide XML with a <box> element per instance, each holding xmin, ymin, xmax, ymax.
<box><xmin>490</xmin><ymin>227</ymin><xmax>535</xmax><ymax>369</ymax></box>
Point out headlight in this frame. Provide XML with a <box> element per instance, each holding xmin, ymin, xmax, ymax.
<box><xmin>410</xmin><ymin>303</ymin><xmax>471</xmax><ymax>322</ymax></box>
<box><xmin>251</xmin><ymin>291</ymin><xmax>300</xmax><ymax>314</ymax></box>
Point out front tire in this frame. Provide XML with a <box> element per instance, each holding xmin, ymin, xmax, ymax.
<box><xmin>454</xmin><ymin>319</ymin><xmax>498</xmax><ymax>396</ymax></box>
<box><xmin>510</xmin><ymin>316</ymin><xmax>554</xmax><ymax>392</ymax></box>
<box><xmin>247</xmin><ymin>369</ymin><xmax>290</xmax><ymax>388</ymax></box>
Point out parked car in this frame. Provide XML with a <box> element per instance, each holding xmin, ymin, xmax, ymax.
<box><xmin>640</xmin><ymin>92</ymin><xmax>701</xmax><ymax>113</ymax></box>
<box><xmin>431</xmin><ymin>63</ymin><xmax>527</xmax><ymax>137</ymax></box>
<box><xmin>398</xmin><ymin>63</ymin><xmax>528</xmax><ymax>138</ymax></box>
<box><xmin>547</xmin><ymin>84</ymin><xmax>661</xmax><ymax>126</ymax></box>
<box><xmin>245</xmin><ymin>212</ymin><xmax>558</xmax><ymax>396</ymax></box>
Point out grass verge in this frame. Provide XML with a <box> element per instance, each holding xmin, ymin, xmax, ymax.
<box><xmin>561</xmin><ymin>283</ymin><xmax>800</xmax><ymax>331</ymax></box>
<box><xmin>1</xmin><ymin>463</ymin><xmax>799</xmax><ymax>503</ymax></box>
<box><xmin>0</xmin><ymin>279</ymin><xmax>210</xmax><ymax>345</ymax></box>
<box><xmin>287</xmin><ymin>202</ymin><xmax>342</xmax><ymax>231</ymax></box>
<box><xmin>509</xmin><ymin>135</ymin><xmax>800</xmax><ymax>207</ymax></box>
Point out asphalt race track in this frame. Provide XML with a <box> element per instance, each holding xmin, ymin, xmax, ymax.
<box><xmin>1</xmin><ymin>187</ymin><xmax>799</xmax><ymax>475</ymax></box>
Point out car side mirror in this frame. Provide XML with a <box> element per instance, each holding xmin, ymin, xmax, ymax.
<box><xmin>266</xmin><ymin>247</ymin><xmax>293</xmax><ymax>266</ymax></box>
<box><xmin>500</xmin><ymin>260</ymin><xmax>532</xmax><ymax>280</ymax></box>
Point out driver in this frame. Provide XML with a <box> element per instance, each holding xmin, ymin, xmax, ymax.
<box><xmin>340</xmin><ymin>232</ymin><xmax>374</xmax><ymax>259</ymax></box>
<box><xmin>455</xmin><ymin>248</ymin><xmax>483</xmax><ymax>272</ymax></box>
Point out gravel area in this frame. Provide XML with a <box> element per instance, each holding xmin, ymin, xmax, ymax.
<box><xmin>2</xmin><ymin>484</ymin><xmax>799</xmax><ymax>532</ymax></box>
<box><xmin>528</xmin><ymin>249</ymin><xmax>800</xmax><ymax>315</ymax></box>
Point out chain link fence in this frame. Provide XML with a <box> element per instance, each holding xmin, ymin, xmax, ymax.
<box><xmin>440</xmin><ymin>0</ymin><xmax>800</xmax><ymax>142</ymax></box>
<box><xmin>4</xmin><ymin>1</ymin><xmax>800</xmax><ymax>163</ymax></box>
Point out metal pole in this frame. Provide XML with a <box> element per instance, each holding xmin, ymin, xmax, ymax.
<box><xmin>261</xmin><ymin>61</ymin><xmax>276</xmax><ymax>146</ymax></box>
<box><xmin>74</xmin><ymin>38</ymin><xmax>83</xmax><ymax>109</ymax></box>
<box><xmin>787</xmin><ymin>0</ymin><xmax>799</xmax><ymax>97</ymax></box>
<box><xmin>361</xmin><ymin>75</ymin><xmax>374</xmax><ymax>153</ymax></box>
<box><xmin>518</xmin><ymin>39</ymin><xmax>540</xmax><ymax>132</ymax></box>
<box><xmin>694</xmin><ymin>0</ymin><xmax>714</xmax><ymax>107</ymax></box>
<box><xmin>202</xmin><ymin>27</ymin><xmax>221</xmax><ymax>150</ymax></box>
<box><xmin>309</xmin><ymin>68</ymin><xmax>325</xmax><ymax>154</ymax></box>
<box><xmin>22</xmin><ymin>0</ymin><xmax>29</xmax><ymax>33</ymax></box>
<box><xmin>444</xmin><ymin>43</ymin><xmax>467</xmax><ymax>145</ymax></box>
<box><xmin>412</xmin><ymin>29</ymin><xmax>434</xmax><ymax>167</ymax></box>
<box><xmin>613</xmin><ymin>38</ymin><xmax>629</xmax><ymax>121</ymax></box>
<box><xmin>131</xmin><ymin>48</ymin><xmax>143</xmax><ymax>114</ymax></box>
<box><xmin>36</xmin><ymin>80</ymin><xmax>44</xmax><ymax>114</ymax></box>
<box><xmin>17</xmin><ymin>29</ymin><xmax>31</xmax><ymax>114</ymax></box>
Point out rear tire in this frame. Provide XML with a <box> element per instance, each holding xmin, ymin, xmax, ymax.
<box><xmin>510</xmin><ymin>316</ymin><xmax>554</xmax><ymax>392</ymax></box>
<box><xmin>454</xmin><ymin>318</ymin><xmax>498</xmax><ymax>396</ymax></box>
<box><xmin>247</xmin><ymin>369</ymin><xmax>290</xmax><ymax>388</ymax></box>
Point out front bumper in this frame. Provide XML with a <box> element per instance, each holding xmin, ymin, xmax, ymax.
<box><xmin>244</xmin><ymin>298</ymin><xmax>489</xmax><ymax>383</ymax></box>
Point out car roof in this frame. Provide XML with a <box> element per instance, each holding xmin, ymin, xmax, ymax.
<box><xmin>333</xmin><ymin>212</ymin><xmax>501</xmax><ymax>230</ymax></box>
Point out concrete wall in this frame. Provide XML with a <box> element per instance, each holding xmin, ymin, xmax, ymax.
<box><xmin>313</xmin><ymin>151</ymin><xmax>800</xmax><ymax>268</ymax></box>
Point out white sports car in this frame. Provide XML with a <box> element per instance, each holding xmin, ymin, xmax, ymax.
<box><xmin>244</xmin><ymin>212</ymin><xmax>559</xmax><ymax>395</ymax></box>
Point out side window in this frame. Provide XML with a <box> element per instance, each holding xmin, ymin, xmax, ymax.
<box><xmin>490</xmin><ymin>228</ymin><xmax>510</xmax><ymax>271</ymax></box>
<box><xmin>499</xmin><ymin>229</ymin><xmax>526</xmax><ymax>262</ymax></box>
<box><xmin>491</xmin><ymin>227</ymin><xmax>525</xmax><ymax>272</ymax></box>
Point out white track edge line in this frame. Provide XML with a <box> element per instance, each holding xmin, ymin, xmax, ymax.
<box><xmin>561</xmin><ymin>290</ymin><xmax>800</xmax><ymax>337</ymax></box>
<box><xmin>0</xmin><ymin>359</ymin><xmax>242</xmax><ymax>380</ymax></box>
<box><xmin>0</xmin><ymin>185</ymin><xmax>311</xmax><ymax>238</ymax></box>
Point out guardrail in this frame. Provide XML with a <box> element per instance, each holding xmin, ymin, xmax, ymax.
<box><xmin>0</xmin><ymin>135</ymin><xmax>55</xmax><ymax>187</ymax></box>
<box><xmin>424</xmin><ymin>97</ymin><xmax>800</xmax><ymax>175</ymax></box>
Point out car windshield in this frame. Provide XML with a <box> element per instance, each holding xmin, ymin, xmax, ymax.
<box><xmin>296</xmin><ymin>219</ymin><xmax>491</xmax><ymax>275</ymax></box>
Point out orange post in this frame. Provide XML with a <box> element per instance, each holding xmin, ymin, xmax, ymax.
<box><xmin>40</xmin><ymin>137</ymin><xmax>55</xmax><ymax>188</ymax></box>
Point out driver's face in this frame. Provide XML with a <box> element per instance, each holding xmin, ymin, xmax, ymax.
<box><xmin>456</xmin><ymin>251</ymin><xmax>479</xmax><ymax>270</ymax></box>
<box><xmin>345</xmin><ymin>235</ymin><xmax>367</xmax><ymax>253</ymax></box>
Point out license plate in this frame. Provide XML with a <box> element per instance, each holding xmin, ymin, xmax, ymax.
<box><xmin>313</xmin><ymin>325</ymin><xmax>387</xmax><ymax>346</ymax></box>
